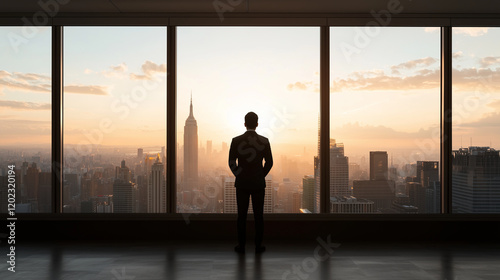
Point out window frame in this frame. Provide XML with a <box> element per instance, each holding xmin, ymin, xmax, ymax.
<box><xmin>0</xmin><ymin>14</ymin><xmax>499</xmax><ymax>220</ymax></box>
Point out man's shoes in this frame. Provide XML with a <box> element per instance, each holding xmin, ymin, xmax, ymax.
<box><xmin>234</xmin><ymin>245</ymin><xmax>245</xmax><ymax>254</ymax></box>
<box><xmin>255</xmin><ymin>246</ymin><xmax>266</xmax><ymax>254</ymax></box>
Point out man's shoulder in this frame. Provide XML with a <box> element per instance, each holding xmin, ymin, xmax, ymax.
<box><xmin>232</xmin><ymin>132</ymin><xmax>270</xmax><ymax>144</ymax></box>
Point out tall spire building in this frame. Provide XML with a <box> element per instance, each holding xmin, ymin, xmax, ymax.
<box><xmin>148</xmin><ymin>154</ymin><xmax>166</xmax><ymax>213</ymax></box>
<box><xmin>183</xmin><ymin>96</ymin><xmax>198</xmax><ymax>191</ymax></box>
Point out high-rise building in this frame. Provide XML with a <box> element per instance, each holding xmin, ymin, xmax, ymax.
<box><xmin>426</xmin><ymin>181</ymin><xmax>441</xmax><ymax>213</ymax></box>
<box><xmin>148</xmin><ymin>154</ymin><xmax>166</xmax><ymax>213</ymax></box>
<box><xmin>330</xmin><ymin>139</ymin><xmax>350</xmax><ymax>197</ymax></box>
<box><xmin>330</xmin><ymin>196</ymin><xmax>374</xmax><ymax>213</ymax></box>
<box><xmin>138</xmin><ymin>148</ymin><xmax>144</xmax><ymax>159</ymax></box>
<box><xmin>116</xmin><ymin>159</ymin><xmax>131</xmax><ymax>182</ymax></box>
<box><xmin>417</xmin><ymin>161</ymin><xmax>439</xmax><ymax>188</ymax></box>
<box><xmin>302</xmin><ymin>175</ymin><xmax>315</xmax><ymax>212</ymax></box>
<box><xmin>113</xmin><ymin>160</ymin><xmax>135</xmax><ymax>213</ymax></box>
<box><xmin>452</xmin><ymin>147</ymin><xmax>500</xmax><ymax>213</ymax></box>
<box><xmin>313</xmin><ymin>156</ymin><xmax>320</xmax><ymax>213</ymax></box>
<box><xmin>183</xmin><ymin>96</ymin><xmax>198</xmax><ymax>191</ymax></box>
<box><xmin>223</xmin><ymin>177</ymin><xmax>237</xmax><ymax>213</ymax></box>
<box><xmin>370</xmin><ymin>151</ymin><xmax>388</xmax><ymax>180</ymax></box>
<box><xmin>406</xmin><ymin>181</ymin><xmax>425</xmax><ymax>212</ymax></box>
<box><xmin>353</xmin><ymin>180</ymin><xmax>395</xmax><ymax>211</ymax></box>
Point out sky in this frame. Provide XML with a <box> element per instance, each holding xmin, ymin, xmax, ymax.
<box><xmin>1</xmin><ymin>26</ymin><xmax>499</xmax><ymax>164</ymax></box>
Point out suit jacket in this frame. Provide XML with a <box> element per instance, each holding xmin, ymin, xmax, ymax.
<box><xmin>228</xmin><ymin>131</ymin><xmax>273</xmax><ymax>190</ymax></box>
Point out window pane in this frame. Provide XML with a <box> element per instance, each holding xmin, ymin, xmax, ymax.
<box><xmin>177</xmin><ymin>27</ymin><xmax>320</xmax><ymax>213</ymax></box>
<box><xmin>452</xmin><ymin>27</ymin><xmax>500</xmax><ymax>213</ymax></box>
<box><xmin>330</xmin><ymin>27</ymin><xmax>441</xmax><ymax>213</ymax></box>
<box><xmin>0</xmin><ymin>27</ymin><xmax>52</xmax><ymax>213</ymax></box>
<box><xmin>63</xmin><ymin>27</ymin><xmax>167</xmax><ymax>213</ymax></box>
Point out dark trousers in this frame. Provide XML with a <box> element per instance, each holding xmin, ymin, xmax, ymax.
<box><xmin>236</xmin><ymin>188</ymin><xmax>265</xmax><ymax>247</ymax></box>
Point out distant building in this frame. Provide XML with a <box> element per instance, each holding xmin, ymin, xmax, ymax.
<box><xmin>148</xmin><ymin>154</ymin><xmax>166</xmax><ymax>213</ymax></box>
<box><xmin>113</xmin><ymin>180</ymin><xmax>135</xmax><ymax>213</ymax></box>
<box><xmin>313</xmin><ymin>138</ymin><xmax>349</xmax><ymax>213</ymax></box>
<box><xmin>113</xmin><ymin>160</ymin><xmax>135</xmax><ymax>213</ymax></box>
<box><xmin>353</xmin><ymin>151</ymin><xmax>395</xmax><ymax>212</ymax></box>
<box><xmin>370</xmin><ymin>151</ymin><xmax>388</xmax><ymax>180</ymax></box>
<box><xmin>392</xmin><ymin>194</ymin><xmax>419</xmax><ymax>214</ymax></box>
<box><xmin>330</xmin><ymin>196</ymin><xmax>374</xmax><ymax>213</ymax></box>
<box><xmin>302</xmin><ymin>175</ymin><xmax>315</xmax><ymax>212</ymax></box>
<box><xmin>353</xmin><ymin>180</ymin><xmax>395</xmax><ymax>211</ymax></box>
<box><xmin>330</xmin><ymin>139</ymin><xmax>350</xmax><ymax>197</ymax></box>
<box><xmin>406</xmin><ymin>182</ymin><xmax>426</xmax><ymax>213</ymax></box>
<box><xmin>452</xmin><ymin>147</ymin><xmax>500</xmax><ymax>213</ymax></box>
<box><xmin>183</xmin><ymin>96</ymin><xmax>198</xmax><ymax>191</ymax></box>
<box><xmin>417</xmin><ymin>161</ymin><xmax>439</xmax><ymax>188</ymax></box>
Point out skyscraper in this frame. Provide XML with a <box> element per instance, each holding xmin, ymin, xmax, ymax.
<box><xmin>184</xmin><ymin>96</ymin><xmax>198</xmax><ymax>191</ymax></box>
<box><xmin>148</xmin><ymin>154</ymin><xmax>166</xmax><ymax>213</ymax></box>
<box><xmin>302</xmin><ymin>175</ymin><xmax>315</xmax><ymax>212</ymax></box>
<box><xmin>452</xmin><ymin>147</ymin><xmax>500</xmax><ymax>213</ymax></box>
<box><xmin>113</xmin><ymin>160</ymin><xmax>135</xmax><ymax>213</ymax></box>
<box><xmin>330</xmin><ymin>139</ymin><xmax>350</xmax><ymax>197</ymax></box>
<box><xmin>416</xmin><ymin>161</ymin><xmax>439</xmax><ymax>188</ymax></box>
<box><xmin>370</xmin><ymin>151</ymin><xmax>388</xmax><ymax>180</ymax></box>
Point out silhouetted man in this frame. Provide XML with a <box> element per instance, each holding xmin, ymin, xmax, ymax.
<box><xmin>229</xmin><ymin>112</ymin><xmax>273</xmax><ymax>254</ymax></box>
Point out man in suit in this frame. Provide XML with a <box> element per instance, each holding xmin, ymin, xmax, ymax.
<box><xmin>229</xmin><ymin>112</ymin><xmax>273</xmax><ymax>254</ymax></box>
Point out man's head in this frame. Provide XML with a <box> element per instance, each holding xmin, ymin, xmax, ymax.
<box><xmin>244</xmin><ymin>112</ymin><xmax>258</xmax><ymax>130</ymax></box>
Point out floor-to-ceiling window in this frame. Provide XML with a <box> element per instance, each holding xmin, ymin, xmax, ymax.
<box><xmin>0</xmin><ymin>27</ymin><xmax>52</xmax><ymax>213</ymax></box>
<box><xmin>328</xmin><ymin>27</ymin><xmax>441</xmax><ymax>213</ymax></box>
<box><xmin>63</xmin><ymin>27</ymin><xmax>167</xmax><ymax>213</ymax></box>
<box><xmin>452</xmin><ymin>27</ymin><xmax>500</xmax><ymax>213</ymax></box>
<box><xmin>176</xmin><ymin>27</ymin><xmax>320</xmax><ymax>214</ymax></box>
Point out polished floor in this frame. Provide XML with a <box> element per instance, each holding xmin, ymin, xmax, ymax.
<box><xmin>1</xmin><ymin>239</ymin><xmax>499</xmax><ymax>280</ymax></box>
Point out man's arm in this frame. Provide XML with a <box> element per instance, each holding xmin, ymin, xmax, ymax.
<box><xmin>263</xmin><ymin>141</ymin><xmax>273</xmax><ymax>177</ymax></box>
<box><xmin>228</xmin><ymin>139</ymin><xmax>239</xmax><ymax>177</ymax></box>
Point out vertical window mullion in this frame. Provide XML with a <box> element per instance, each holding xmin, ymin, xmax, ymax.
<box><xmin>320</xmin><ymin>26</ymin><xmax>330</xmax><ymax>214</ymax></box>
<box><xmin>167</xmin><ymin>25</ymin><xmax>177</xmax><ymax>214</ymax></box>
<box><xmin>441</xmin><ymin>26</ymin><xmax>452</xmax><ymax>214</ymax></box>
<box><xmin>52</xmin><ymin>26</ymin><xmax>63</xmax><ymax>214</ymax></box>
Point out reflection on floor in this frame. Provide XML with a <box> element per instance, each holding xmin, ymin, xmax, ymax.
<box><xmin>0</xmin><ymin>239</ymin><xmax>499</xmax><ymax>280</ymax></box>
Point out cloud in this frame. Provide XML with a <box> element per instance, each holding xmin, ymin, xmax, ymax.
<box><xmin>286</xmin><ymin>81</ymin><xmax>318</xmax><ymax>92</ymax></box>
<box><xmin>102</xmin><ymin>63</ymin><xmax>128</xmax><ymax>79</ymax></box>
<box><xmin>0</xmin><ymin>70</ymin><xmax>50</xmax><ymax>93</ymax></box>
<box><xmin>64</xmin><ymin>85</ymin><xmax>108</xmax><ymax>95</ymax></box>
<box><xmin>391</xmin><ymin>57</ymin><xmax>437</xmax><ymax>71</ymax></box>
<box><xmin>454</xmin><ymin>28</ymin><xmax>489</xmax><ymax>37</ymax></box>
<box><xmin>288</xmin><ymin>55</ymin><xmax>500</xmax><ymax>94</ymax></box>
<box><xmin>452</xmin><ymin>67</ymin><xmax>500</xmax><ymax>92</ymax></box>
<box><xmin>486</xmin><ymin>99</ymin><xmax>500</xmax><ymax>109</ymax></box>
<box><xmin>424</xmin><ymin>27</ymin><xmax>439</xmax><ymax>33</ymax></box>
<box><xmin>0</xmin><ymin>100</ymin><xmax>51</xmax><ymax>110</ymax></box>
<box><xmin>130</xmin><ymin>60</ymin><xmax>166</xmax><ymax>80</ymax></box>
<box><xmin>480</xmin><ymin>56</ymin><xmax>500</xmax><ymax>67</ymax></box>
<box><xmin>110</xmin><ymin>63</ymin><xmax>127</xmax><ymax>72</ymax></box>
<box><xmin>331</xmin><ymin>69</ymin><xmax>440</xmax><ymax>92</ymax></box>
<box><xmin>453</xmin><ymin>51</ymin><xmax>463</xmax><ymax>59</ymax></box>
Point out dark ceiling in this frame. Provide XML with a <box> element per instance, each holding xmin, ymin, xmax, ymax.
<box><xmin>1</xmin><ymin>0</ymin><xmax>500</xmax><ymax>14</ymax></box>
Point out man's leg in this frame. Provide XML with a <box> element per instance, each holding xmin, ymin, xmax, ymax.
<box><xmin>236</xmin><ymin>188</ymin><xmax>250</xmax><ymax>248</ymax></box>
<box><xmin>251</xmin><ymin>188</ymin><xmax>265</xmax><ymax>249</ymax></box>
